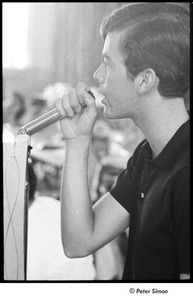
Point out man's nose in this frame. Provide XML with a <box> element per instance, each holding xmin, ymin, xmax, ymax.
<box><xmin>93</xmin><ymin>64</ymin><xmax>104</xmax><ymax>84</ymax></box>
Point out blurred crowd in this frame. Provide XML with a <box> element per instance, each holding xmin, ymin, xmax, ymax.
<box><xmin>3</xmin><ymin>82</ymin><xmax>144</xmax><ymax>280</ymax></box>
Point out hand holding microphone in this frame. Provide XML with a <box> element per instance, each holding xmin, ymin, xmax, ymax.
<box><xmin>54</xmin><ymin>82</ymin><xmax>97</xmax><ymax>140</ymax></box>
<box><xmin>18</xmin><ymin>83</ymin><xmax>97</xmax><ymax>138</ymax></box>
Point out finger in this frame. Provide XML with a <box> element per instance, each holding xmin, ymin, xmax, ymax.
<box><xmin>61</xmin><ymin>93</ymin><xmax>74</xmax><ymax>117</ymax></box>
<box><xmin>69</xmin><ymin>88</ymin><xmax>81</xmax><ymax>113</ymax></box>
<box><xmin>76</xmin><ymin>82</ymin><xmax>88</xmax><ymax>104</ymax></box>
<box><xmin>55</xmin><ymin>98</ymin><xmax>66</xmax><ymax>118</ymax></box>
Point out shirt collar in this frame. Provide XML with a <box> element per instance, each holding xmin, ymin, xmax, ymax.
<box><xmin>140</xmin><ymin>119</ymin><xmax>190</xmax><ymax>169</ymax></box>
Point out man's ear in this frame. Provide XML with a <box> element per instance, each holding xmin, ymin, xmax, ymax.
<box><xmin>135</xmin><ymin>69</ymin><xmax>158</xmax><ymax>94</ymax></box>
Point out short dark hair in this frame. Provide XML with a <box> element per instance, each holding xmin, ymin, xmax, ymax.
<box><xmin>100</xmin><ymin>3</ymin><xmax>189</xmax><ymax>98</ymax></box>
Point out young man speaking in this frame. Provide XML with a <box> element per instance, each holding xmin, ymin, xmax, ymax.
<box><xmin>55</xmin><ymin>3</ymin><xmax>190</xmax><ymax>280</ymax></box>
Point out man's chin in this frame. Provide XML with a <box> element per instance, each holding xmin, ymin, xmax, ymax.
<box><xmin>103</xmin><ymin>107</ymin><xmax>116</xmax><ymax>120</ymax></box>
<box><xmin>103</xmin><ymin>107</ymin><xmax>130</xmax><ymax>120</ymax></box>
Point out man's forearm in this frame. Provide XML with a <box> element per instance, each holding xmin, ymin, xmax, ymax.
<box><xmin>60</xmin><ymin>137</ymin><xmax>94</xmax><ymax>257</ymax></box>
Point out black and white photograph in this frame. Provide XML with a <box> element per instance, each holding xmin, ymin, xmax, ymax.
<box><xmin>2</xmin><ymin>2</ymin><xmax>192</xmax><ymax>298</ymax></box>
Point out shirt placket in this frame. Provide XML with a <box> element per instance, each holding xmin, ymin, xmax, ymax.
<box><xmin>139</xmin><ymin>161</ymin><xmax>148</xmax><ymax>203</ymax></box>
<box><xmin>139</xmin><ymin>160</ymin><xmax>155</xmax><ymax>202</ymax></box>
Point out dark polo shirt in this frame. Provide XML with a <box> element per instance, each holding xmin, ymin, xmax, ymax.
<box><xmin>110</xmin><ymin>120</ymin><xmax>190</xmax><ymax>280</ymax></box>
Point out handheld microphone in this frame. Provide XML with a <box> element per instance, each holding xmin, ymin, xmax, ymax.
<box><xmin>17</xmin><ymin>90</ymin><xmax>95</xmax><ymax>136</ymax></box>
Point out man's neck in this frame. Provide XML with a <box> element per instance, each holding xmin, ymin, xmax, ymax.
<box><xmin>134</xmin><ymin>97</ymin><xmax>189</xmax><ymax>158</ymax></box>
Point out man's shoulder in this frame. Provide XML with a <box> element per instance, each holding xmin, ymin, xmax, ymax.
<box><xmin>171</xmin><ymin>140</ymin><xmax>189</xmax><ymax>176</ymax></box>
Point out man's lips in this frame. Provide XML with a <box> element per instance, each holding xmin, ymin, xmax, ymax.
<box><xmin>96</xmin><ymin>88</ymin><xmax>107</xmax><ymax>105</ymax></box>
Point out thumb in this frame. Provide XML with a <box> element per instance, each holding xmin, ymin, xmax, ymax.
<box><xmin>83</xmin><ymin>90</ymin><xmax>97</xmax><ymax>116</ymax></box>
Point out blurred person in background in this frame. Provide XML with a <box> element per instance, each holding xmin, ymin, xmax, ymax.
<box><xmin>3</xmin><ymin>91</ymin><xmax>27</xmax><ymax>141</ymax></box>
<box><xmin>54</xmin><ymin>3</ymin><xmax>190</xmax><ymax>281</ymax></box>
<box><xmin>29</xmin><ymin>96</ymin><xmax>49</xmax><ymax>121</ymax></box>
<box><xmin>3</xmin><ymin>91</ymin><xmax>26</xmax><ymax>127</ymax></box>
